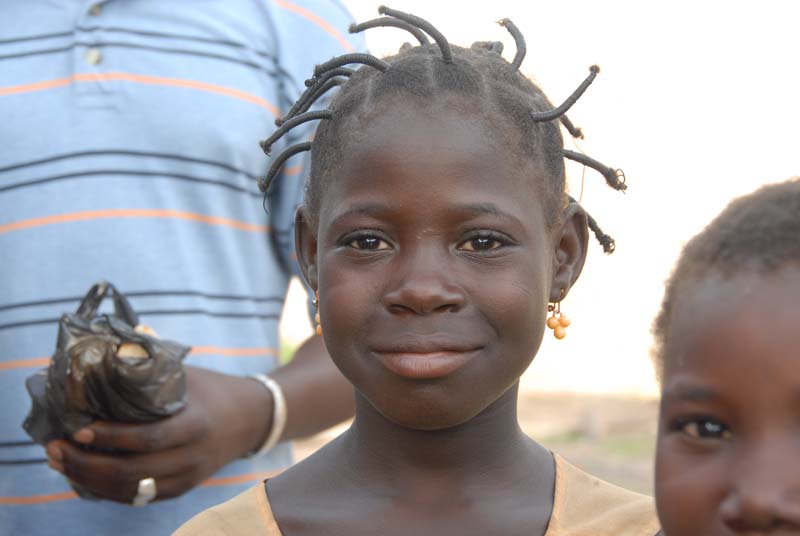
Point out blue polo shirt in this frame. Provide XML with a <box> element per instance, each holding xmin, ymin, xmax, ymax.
<box><xmin>0</xmin><ymin>1</ymin><xmax>362</xmax><ymax>533</ymax></box>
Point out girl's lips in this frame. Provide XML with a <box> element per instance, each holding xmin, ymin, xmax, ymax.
<box><xmin>373</xmin><ymin>349</ymin><xmax>479</xmax><ymax>380</ymax></box>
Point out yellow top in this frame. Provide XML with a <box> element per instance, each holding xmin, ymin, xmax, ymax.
<box><xmin>175</xmin><ymin>454</ymin><xmax>660</xmax><ymax>535</ymax></box>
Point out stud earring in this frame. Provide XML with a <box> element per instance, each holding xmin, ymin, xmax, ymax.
<box><xmin>313</xmin><ymin>291</ymin><xmax>322</xmax><ymax>336</ymax></box>
<box><xmin>546</xmin><ymin>289</ymin><xmax>570</xmax><ymax>340</ymax></box>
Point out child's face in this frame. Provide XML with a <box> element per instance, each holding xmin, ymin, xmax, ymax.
<box><xmin>656</xmin><ymin>266</ymin><xmax>800</xmax><ymax>535</ymax></box>
<box><xmin>298</xmin><ymin>100</ymin><xmax>584</xmax><ymax>430</ymax></box>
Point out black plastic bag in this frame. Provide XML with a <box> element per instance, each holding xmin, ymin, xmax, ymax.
<box><xmin>23</xmin><ymin>281</ymin><xmax>189</xmax><ymax>451</ymax></box>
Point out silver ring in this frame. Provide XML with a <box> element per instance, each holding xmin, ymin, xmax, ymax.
<box><xmin>132</xmin><ymin>477</ymin><xmax>157</xmax><ymax>506</ymax></box>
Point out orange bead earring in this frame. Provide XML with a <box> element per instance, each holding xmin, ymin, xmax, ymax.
<box><xmin>313</xmin><ymin>291</ymin><xmax>322</xmax><ymax>336</ymax></box>
<box><xmin>546</xmin><ymin>289</ymin><xmax>570</xmax><ymax>340</ymax></box>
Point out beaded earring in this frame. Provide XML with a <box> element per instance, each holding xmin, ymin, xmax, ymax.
<box><xmin>313</xmin><ymin>291</ymin><xmax>322</xmax><ymax>336</ymax></box>
<box><xmin>546</xmin><ymin>290</ymin><xmax>571</xmax><ymax>340</ymax></box>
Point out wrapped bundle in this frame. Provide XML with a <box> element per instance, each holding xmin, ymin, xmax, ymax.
<box><xmin>23</xmin><ymin>282</ymin><xmax>189</xmax><ymax>496</ymax></box>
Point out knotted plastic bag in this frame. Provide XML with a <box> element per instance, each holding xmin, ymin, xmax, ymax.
<box><xmin>23</xmin><ymin>281</ymin><xmax>190</xmax><ymax>447</ymax></box>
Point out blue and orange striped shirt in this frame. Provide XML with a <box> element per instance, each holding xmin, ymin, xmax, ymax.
<box><xmin>0</xmin><ymin>0</ymin><xmax>363</xmax><ymax>533</ymax></box>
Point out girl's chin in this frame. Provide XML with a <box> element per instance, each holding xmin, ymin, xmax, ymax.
<box><xmin>370</xmin><ymin>399</ymin><xmax>487</xmax><ymax>432</ymax></box>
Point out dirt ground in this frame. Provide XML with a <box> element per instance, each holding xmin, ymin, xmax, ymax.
<box><xmin>293</xmin><ymin>391</ymin><xmax>658</xmax><ymax>495</ymax></box>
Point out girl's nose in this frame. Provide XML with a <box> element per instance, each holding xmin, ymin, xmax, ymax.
<box><xmin>381</xmin><ymin>248</ymin><xmax>466</xmax><ymax>316</ymax></box>
<box><xmin>719</xmin><ymin>451</ymin><xmax>800</xmax><ymax>532</ymax></box>
<box><xmin>720</xmin><ymin>491</ymin><xmax>800</xmax><ymax>532</ymax></box>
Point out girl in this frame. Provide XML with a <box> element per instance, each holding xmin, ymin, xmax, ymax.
<box><xmin>179</xmin><ymin>7</ymin><xmax>659</xmax><ymax>535</ymax></box>
<box><xmin>654</xmin><ymin>178</ymin><xmax>800</xmax><ymax>535</ymax></box>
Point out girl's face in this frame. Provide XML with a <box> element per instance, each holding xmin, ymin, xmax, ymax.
<box><xmin>297</xmin><ymin>100</ymin><xmax>587</xmax><ymax>430</ymax></box>
<box><xmin>656</xmin><ymin>266</ymin><xmax>800</xmax><ymax>535</ymax></box>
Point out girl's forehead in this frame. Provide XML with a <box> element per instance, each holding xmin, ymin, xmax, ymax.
<box><xmin>329</xmin><ymin>130</ymin><xmax>537</xmax><ymax>210</ymax></box>
<box><xmin>317</xmin><ymin>109</ymin><xmax>551</xmax><ymax>233</ymax></box>
<box><xmin>672</xmin><ymin>267</ymin><xmax>800</xmax><ymax>322</ymax></box>
<box><xmin>662</xmin><ymin>267</ymin><xmax>800</xmax><ymax>378</ymax></box>
<box><xmin>347</xmin><ymin>97</ymin><xmax>499</xmax><ymax>148</ymax></box>
<box><xmin>313</xmin><ymin>95</ymin><xmax>556</xmax><ymax>231</ymax></box>
<box><xmin>333</xmin><ymin>100</ymin><xmax>538</xmax><ymax>186</ymax></box>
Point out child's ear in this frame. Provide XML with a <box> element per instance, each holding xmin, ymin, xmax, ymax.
<box><xmin>294</xmin><ymin>206</ymin><xmax>318</xmax><ymax>291</ymax></box>
<box><xmin>549</xmin><ymin>201</ymin><xmax>589</xmax><ymax>302</ymax></box>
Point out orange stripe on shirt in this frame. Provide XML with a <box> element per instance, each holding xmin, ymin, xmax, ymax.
<box><xmin>0</xmin><ymin>77</ymin><xmax>72</xmax><ymax>97</ymax></box>
<box><xmin>1</xmin><ymin>347</ymin><xmax>277</xmax><ymax>371</ymax></box>
<box><xmin>283</xmin><ymin>163</ymin><xmax>304</xmax><ymax>176</ymax></box>
<box><xmin>191</xmin><ymin>346</ymin><xmax>278</xmax><ymax>357</ymax></box>
<box><xmin>274</xmin><ymin>0</ymin><xmax>354</xmax><ymax>52</ymax></box>
<box><xmin>0</xmin><ymin>471</ymin><xmax>279</xmax><ymax>505</ymax></box>
<box><xmin>0</xmin><ymin>357</ymin><xmax>50</xmax><ymax>371</ymax></box>
<box><xmin>0</xmin><ymin>491</ymin><xmax>79</xmax><ymax>506</ymax></box>
<box><xmin>0</xmin><ymin>72</ymin><xmax>278</xmax><ymax>116</ymax></box>
<box><xmin>0</xmin><ymin>209</ymin><xmax>269</xmax><ymax>235</ymax></box>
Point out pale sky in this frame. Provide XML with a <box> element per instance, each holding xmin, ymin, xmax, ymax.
<box><xmin>281</xmin><ymin>1</ymin><xmax>800</xmax><ymax>396</ymax></box>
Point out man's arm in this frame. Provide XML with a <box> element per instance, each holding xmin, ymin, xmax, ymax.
<box><xmin>45</xmin><ymin>333</ymin><xmax>353</xmax><ymax>503</ymax></box>
<box><xmin>269</xmin><ymin>332</ymin><xmax>354</xmax><ymax>440</ymax></box>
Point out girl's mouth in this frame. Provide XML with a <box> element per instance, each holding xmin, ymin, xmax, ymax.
<box><xmin>372</xmin><ymin>349</ymin><xmax>480</xmax><ymax>380</ymax></box>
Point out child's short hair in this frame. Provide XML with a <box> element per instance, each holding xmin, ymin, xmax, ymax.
<box><xmin>653</xmin><ymin>177</ymin><xmax>800</xmax><ymax>377</ymax></box>
<box><xmin>260</xmin><ymin>7</ymin><xmax>626</xmax><ymax>253</ymax></box>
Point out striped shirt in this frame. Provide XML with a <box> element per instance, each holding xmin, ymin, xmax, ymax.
<box><xmin>0</xmin><ymin>1</ymin><xmax>362</xmax><ymax>533</ymax></box>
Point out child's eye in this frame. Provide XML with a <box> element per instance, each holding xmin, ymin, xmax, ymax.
<box><xmin>673</xmin><ymin>418</ymin><xmax>732</xmax><ymax>440</ymax></box>
<box><xmin>458</xmin><ymin>234</ymin><xmax>506</xmax><ymax>252</ymax></box>
<box><xmin>346</xmin><ymin>235</ymin><xmax>390</xmax><ymax>251</ymax></box>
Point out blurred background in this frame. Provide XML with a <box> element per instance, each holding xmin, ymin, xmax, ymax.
<box><xmin>283</xmin><ymin>0</ymin><xmax>800</xmax><ymax>493</ymax></box>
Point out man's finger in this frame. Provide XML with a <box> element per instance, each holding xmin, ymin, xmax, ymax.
<box><xmin>53</xmin><ymin>439</ymin><xmax>204</xmax><ymax>503</ymax></box>
<box><xmin>74</xmin><ymin>408</ymin><xmax>209</xmax><ymax>453</ymax></box>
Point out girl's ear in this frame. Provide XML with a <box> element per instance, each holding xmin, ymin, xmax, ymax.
<box><xmin>294</xmin><ymin>206</ymin><xmax>318</xmax><ymax>291</ymax></box>
<box><xmin>550</xmin><ymin>201</ymin><xmax>589</xmax><ymax>302</ymax></box>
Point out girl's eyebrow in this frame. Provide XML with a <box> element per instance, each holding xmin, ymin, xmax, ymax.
<box><xmin>450</xmin><ymin>203</ymin><xmax>525</xmax><ymax>226</ymax></box>
<box><xmin>333</xmin><ymin>203</ymin><xmax>391</xmax><ymax>220</ymax></box>
<box><xmin>662</xmin><ymin>382</ymin><xmax>721</xmax><ymax>403</ymax></box>
<box><xmin>462</xmin><ymin>203</ymin><xmax>500</xmax><ymax>217</ymax></box>
<box><xmin>333</xmin><ymin>202</ymin><xmax>519</xmax><ymax>223</ymax></box>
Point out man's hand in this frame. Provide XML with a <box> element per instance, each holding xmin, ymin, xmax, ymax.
<box><xmin>44</xmin><ymin>333</ymin><xmax>354</xmax><ymax>504</ymax></box>
<box><xmin>45</xmin><ymin>366</ymin><xmax>272</xmax><ymax>503</ymax></box>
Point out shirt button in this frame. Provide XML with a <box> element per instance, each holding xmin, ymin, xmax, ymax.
<box><xmin>85</xmin><ymin>48</ymin><xmax>103</xmax><ymax>66</ymax></box>
<box><xmin>89</xmin><ymin>3</ymin><xmax>102</xmax><ymax>16</ymax></box>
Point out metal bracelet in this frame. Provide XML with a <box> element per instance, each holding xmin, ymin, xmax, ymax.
<box><xmin>245</xmin><ymin>374</ymin><xmax>287</xmax><ymax>457</ymax></box>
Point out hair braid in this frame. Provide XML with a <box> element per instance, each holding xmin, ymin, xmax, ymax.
<box><xmin>259</xmin><ymin>7</ymin><xmax>625</xmax><ymax>253</ymax></box>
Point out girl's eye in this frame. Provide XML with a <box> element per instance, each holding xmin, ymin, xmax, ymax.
<box><xmin>459</xmin><ymin>235</ymin><xmax>504</xmax><ymax>252</ymax></box>
<box><xmin>677</xmin><ymin>418</ymin><xmax>732</xmax><ymax>440</ymax></box>
<box><xmin>347</xmin><ymin>236</ymin><xmax>390</xmax><ymax>251</ymax></box>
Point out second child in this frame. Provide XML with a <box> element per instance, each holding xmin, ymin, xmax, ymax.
<box><xmin>654</xmin><ymin>178</ymin><xmax>800</xmax><ymax>535</ymax></box>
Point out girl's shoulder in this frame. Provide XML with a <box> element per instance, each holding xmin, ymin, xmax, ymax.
<box><xmin>173</xmin><ymin>483</ymin><xmax>282</xmax><ymax>536</ymax></box>
<box><xmin>175</xmin><ymin>455</ymin><xmax>661</xmax><ymax>536</ymax></box>
<box><xmin>546</xmin><ymin>454</ymin><xmax>660</xmax><ymax>536</ymax></box>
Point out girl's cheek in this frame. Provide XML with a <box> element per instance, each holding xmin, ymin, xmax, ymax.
<box><xmin>656</xmin><ymin>446</ymin><xmax>700</xmax><ymax>533</ymax></box>
<box><xmin>656</xmin><ymin>434</ymin><xmax>729</xmax><ymax>535</ymax></box>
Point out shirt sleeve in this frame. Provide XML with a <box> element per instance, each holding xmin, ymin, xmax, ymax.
<box><xmin>263</xmin><ymin>0</ymin><xmax>367</xmax><ymax>317</ymax></box>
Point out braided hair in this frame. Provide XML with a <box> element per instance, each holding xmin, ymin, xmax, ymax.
<box><xmin>652</xmin><ymin>177</ymin><xmax>800</xmax><ymax>377</ymax></box>
<box><xmin>259</xmin><ymin>6</ymin><xmax>626</xmax><ymax>253</ymax></box>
